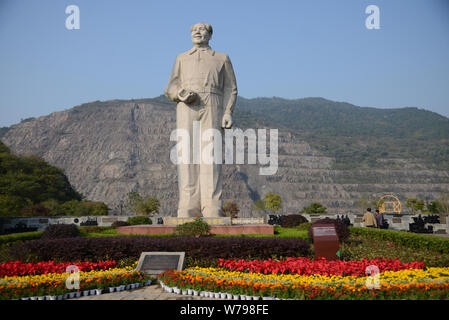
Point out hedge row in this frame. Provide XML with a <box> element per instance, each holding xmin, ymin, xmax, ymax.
<box><xmin>350</xmin><ymin>227</ymin><xmax>449</xmax><ymax>254</ymax></box>
<box><xmin>9</xmin><ymin>236</ymin><xmax>311</xmax><ymax>262</ymax></box>
<box><xmin>0</xmin><ymin>231</ymin><xmax>43</xmax><ymax>246</ymax></box>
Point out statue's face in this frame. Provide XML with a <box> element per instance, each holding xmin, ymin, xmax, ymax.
<box><xmin>191</xmin><ymin>24</ymin><xmax>210</xmax><ymax>45</ymax></box>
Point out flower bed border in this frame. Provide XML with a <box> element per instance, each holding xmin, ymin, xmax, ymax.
<box><xmin>0</xmin><ymin>269</ymin><xmax>153</xmax><ymax>300</ymax></box>
<box><xmin>158</xmin><ymin>268</ymin><xmax>449</xmax><ymax>300</ymax></box>
<box><xmin>16</xmin><ymin>280</ymin><xmax>153</xmax><ymax>301</ymax></box>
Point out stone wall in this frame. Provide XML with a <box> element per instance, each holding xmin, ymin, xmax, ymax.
<box><xmin>298</xmin><ymin>213</ymin><xmax>449</xmax><ymax>235</ymax></box>
<box><xmin>0</xmin><ymin>216</ymin><xmax>132</xmax><ymax>234</ymax></box>
<box><xmin>1</xmin><ymin>213</ymin><xmax>448</xmax><ymax>235</ymax></box>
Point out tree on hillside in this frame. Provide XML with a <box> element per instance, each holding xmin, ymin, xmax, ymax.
<box><xmin>125</xmin><ymin>191</ymin><xmax>160</xmax><ymax>216</ymax></box>
<box><xmin>405</xmin><ymin>198</ymin><xmax>425</xmax><ymax>214</ymax></box>
<box><xmin>300</xmin><ymin>202</ymin><xmax>327</xmax><ymax>214</ymax></box>
<box><xmin>0</xmin><ymin>141</ymin><xmax>83</xmax><ymax>217</ymax></box>
<box><xmin>264</xmin><ymin>192</ymin><xmax>282</xmax><ymax>213</ymax></box>
<box><xmin>426</xmin><ymin>201</ymin><xmax>441</xmax><ymax>214</ymax></box>
<box><xmin>437</xmin><ymin>193</ymin><xmax>449</xmax><ymax>214</ymax></box>
<box><xmin>222</xmin><ymin>201</ymin><xmax>239</xmax><ymax>218</ymax></box>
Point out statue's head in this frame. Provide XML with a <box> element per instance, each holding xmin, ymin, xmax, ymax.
<box><xmin>190</xmin><ymin>22</ymin><xmax>213</xmax><ymax>46</ymax></box>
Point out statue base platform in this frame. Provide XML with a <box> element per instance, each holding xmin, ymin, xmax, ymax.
<box><xmin>117</xmin><ymin>224</ymin><xmax>274</xmax><ymax>235</ymax></box>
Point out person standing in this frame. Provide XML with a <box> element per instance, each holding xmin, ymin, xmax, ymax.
<box><xmin>363</xmin><ymin>208</ymin><xmax>377</xmax><ymax>228</ymax></box>
<box><xmin>375</xmin><ymin>209</ymin><xmax>384</xmax><ymax>229</ymax></box>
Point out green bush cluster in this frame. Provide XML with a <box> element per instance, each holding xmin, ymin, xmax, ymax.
<box><xmin>0</xmin><ymin>231</ymin><xmax>43</xmax><ymax>246</ymax></box>
<box><xmin>127</xmin><ymin>216</ymin><xmax>152</xmax><ymax>225</ymax></box>
<box><xmin>300</xmin><ymin>202</ymin><xmax>327</xmax><ymax>214</ymax></box>
<box><xmin>39</xmin><ymin>199</ymin><xmax>109</xmax><ymax>217</ymax></box>
<box><xmin>175</xmin><ymin>218</ymin><xmax>211</xmax><ymax>237</ymax></box>
<box><xmin>349</xmin><ymin>227</ymin><xmax>449</xmax><ymax>254</ymax></box>
<box><xmin>297</xmin><ymin>222</ymin><xmax>312</xmax><ymax>231</ymax></box>
<box><xmin>341</xmin><ymin>234</ymin><xmax>449</xmax><ymax>267</ymax></box>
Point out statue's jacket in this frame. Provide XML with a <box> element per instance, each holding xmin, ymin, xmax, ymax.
<box><xmin>165</xmin><ymin>46</ymin><xmax>238</xmax><ymax>115</ymax></box>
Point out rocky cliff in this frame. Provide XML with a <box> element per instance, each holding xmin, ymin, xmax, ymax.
<box><xmin>2</xmin><ymin>97</ymin><xmax>448</xmax><ymax>216</ymax></box>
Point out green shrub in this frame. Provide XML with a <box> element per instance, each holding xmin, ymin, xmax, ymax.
<box><xmin>298</xmin><ymin>222</ymin><xmax>312</xmax><ymax>231</ymax></box>
<box><xmin>60</xmin><ymin>200</ymin><xmax>108</xmax><ymax>216</ymax></box>
<box><xmin>349</xmin><ymin>227</ymin><xmax>449</xmax><ymax>254</ymax></box>
<box><xmin>41</xmin><ymin>224</ymin><xmax>79</xmax><ymax>240</ymax></box>
<box><xmin>127</xmin><ymin>216</ymin><xmax>152</xmax><ymax>225</ymax></box>
<box><xmin>0</xmin><ymin>231</ymin><xmax>43</xmax><ymax>246</ymax></box>
<box><xmin>300</xmin><ymin>202</ymin><xmax>327</xmax><ymax>214</ymax></box>
<box><xmin>20</xmin><ymin>204</ymin><xmax>51</xmax><ymax>217</ymax></box>
<box><xmin>340</xmin><ymin>234</ymin><xmax>449</xmax><ymax>267</ymax></box>
<box><xmin>175</xmin><ymin>218</ymin><xmax>211</xmax><ymax>237</ymax></box>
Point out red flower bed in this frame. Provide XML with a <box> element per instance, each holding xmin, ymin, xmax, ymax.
<box><xmin>0</xmin><ymin>260</ymin><xmax>117</xmax><ymax>277</ymax></box>
<box><xmin>218</xmin><ymin>257</ymin><xmax>424</xmax><ymax>277</ymax></box>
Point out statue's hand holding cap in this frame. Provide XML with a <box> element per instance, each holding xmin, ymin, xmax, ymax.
<box><xmin>222</xmin><ymin>113</ymin><xmax>233</xmax><ymax>129</ymax></box>
<box><xmin>178</xmin><ymin>88</ymin><xmax>197</xmax><ymax>104</ymax></box>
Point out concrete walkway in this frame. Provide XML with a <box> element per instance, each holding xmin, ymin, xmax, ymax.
<box><xmin>76</xmin><ymin>284</ymin><xmax>223</xmax><ymax>300</ymax></box>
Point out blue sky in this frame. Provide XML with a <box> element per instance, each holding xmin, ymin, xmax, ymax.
<box><xmin>0</xmin><ymin>0</ymin><xmax>448</xmax><ymax>127</ymax></box>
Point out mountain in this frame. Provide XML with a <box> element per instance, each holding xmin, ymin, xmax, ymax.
<box><xmin>1</xmin><ymin>96</ymin><xmax>448</xmax><ymax>215</ymax></box>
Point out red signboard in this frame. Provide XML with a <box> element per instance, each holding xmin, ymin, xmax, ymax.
<box><xmin>312</xmin><ymin>224</ymin><xmax>340</xmax><ymax>260</ymax></box>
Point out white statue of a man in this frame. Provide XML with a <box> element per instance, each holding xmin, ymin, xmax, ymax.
<box><xmin>165</xmin><ymin>22</ymin><xmax>238</xmax><ymax>217</ymax></box>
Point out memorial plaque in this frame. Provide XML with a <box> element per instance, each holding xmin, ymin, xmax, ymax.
<box><xmin>312</xmin><ymin>224</ymin><xmax>340</xmax><ymax>260</ymax></box>
<box><xmin>136</xmin><ymin>252</ymin><xmax>185</xmax><ymax>275</ymax></box>
<box><xmin>313</xmin><ymin>227</ymin><xmax>337</xmax><ymax>237</ymax></box>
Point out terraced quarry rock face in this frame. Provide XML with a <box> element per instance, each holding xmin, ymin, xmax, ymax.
<box><xmin>2</xmin><ymin>97</ymin><xmax>448</xmax><ymax>216</ymax></box>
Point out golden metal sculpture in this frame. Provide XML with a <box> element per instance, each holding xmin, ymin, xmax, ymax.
<box><xmin>378</xmin><ymin>195</ymin><xmax>402</xmax><ymax>214</ymax></box>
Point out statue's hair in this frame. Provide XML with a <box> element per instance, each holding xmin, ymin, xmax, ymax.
<box><xmin>190</xmin><ymin>22</ymin><xmax>213</xmax><ymax>36</ymax></box>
